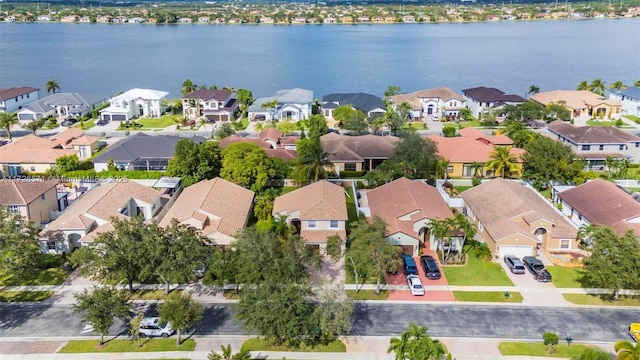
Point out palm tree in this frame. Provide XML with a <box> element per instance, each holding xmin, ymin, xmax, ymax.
<box><xmin>295</xmin><ymin>141</ymin><xmax>333</xmax><ymax>183</ymax></box>
<box><xmin>528</xmin><ymin>85</ymin><xmax>540</xmax><ymax>96</ymax></box>
<box><xmin>470</xmin><ymin>161</ymin><xmax>484</xmax><ymax>179</ymax></box>
<box><xmin>588</xmin><ymin>78</ymin><xmax>607</xmax><ymax>96</ymax></box>
<box><xmin>571</xmin><ymin>347</ymin><xmax>612</xmax><ymax>360</ymax></box>
<box><xmin>0</xmin><ymin>112</ymin><xmax>19</xmax><ymax>140</ymax></box>
<box><xmin>577</xmin><ymin>80</ymin><xmax>589</xmax><ymax>91</ymax></box>
<box><xmin>208</xmin><ymin>344</ymin><xmax>251</xmax><ymax>360</ymax></box>
<box><xmin>388</xmin><ymin>323</ymin><xmax>446</xmax><ymax>360</ymax></box>
<box><xmin>181</xmin><ymin>79</ymin><xmax>196</xmax><ymax>96</ymax></box>
<box><xmin>485</xmin><ymin>147</ymin><xmax>519</xmax><ymax>178</ymax></box>
<box><xmin>426</xmin><ymin>219</ymin><xmax>450</xmax><ymax>263</ymax></box>
<box><xmin>435</xmin><ymin>158</ymin><xmax>450</xmax><ymax>180</ymax></box>
<box><xmin>610</xmin><ymin>80</ymin><xmax>627</xmax><ymax>93</ymax></box>
<box><xmin>615</xmin><ymin>340</ymin><xmax>640</xmax><ymax>360</ymax></box>
<box><xmin>454</xmin><ymin>213</ymin><xmax>477</xmax><ymax>256</ymax></box>
<box><xmin>45</xmin><ymin>79</ymin><xmax>60</xmax><ymax>94</ymax></box>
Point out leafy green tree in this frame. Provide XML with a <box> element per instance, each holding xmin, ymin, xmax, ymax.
<box><xmin>73</xmin><ymin>286</ymin><xmax>131</xmax><ymax>345</ymax></box>
<box><xmin>545</xmin><ymin>102</ymin><xmax>572</xmax><ymax>122</ymax></box>
<box><xmin>384</xmin><ymin>105</ymin><xmax>407</xmax><ymax>136</ymax></box>
<box><xmin>292</xmin><ymin>138</ymin><xmax>333</xmax><ymax>183</ymax></box>
<box><xmin>333</xmin><ymin>105</ymin><xmax>368</xmax><ymax>134</ymax></box>
<box><xmin>54</xmin><ymin>154</ymin><xmax>79</xmax><ymax>174</ymax></box>
<box><xmin>485</xmin><ymin>147</ymin><xmax>519</xmax><ymax>178</ymax></box>
<box><xmin>166</xmin><ymin>139</ymin><xmax>222</xmax><ymax>187</ymax></box>
<box><xmin>276</xmin><ymin>118</ymin><xmax>297</xmax><ymax>134</ymax></box>
<box><xmin>106</xmin><ymin>158</ymin><xmax>119</xmax><ymax>172</ymax></box>
<box><xmin>615</xmin><ymin>340</ymin><xmax>640</xmax><ymax>360</ymax></box>
<box><xmin>387</xmin><ymin>323</ymin><xmax>446</xmax><ymax>360</ymax></box>
<box><xmin>588</xmin><ymin>78</ymin><xmax>607</xmax><ymax>96</ymax></box>
<box><xmin>442</xmin><ymin>125</ymin><xmax>456</xmax><ymax>137</ymax></box>
<box><xmin>181</xmin><ymin>79</ymin><xmax>196</xmax><ymax>96</ymax></box>
<box><xmin>22</xmin><ymin>118</ymin><xmax>46</xmax><ymax>134</ymax></box>
<box><xmin>215</xmin><ymin>122</ymin><xmax>236</xmax><ymax>139</ymax></box>
<box><xmin>0</xmin><ymin>208</ymin><xmax>41</xmax><ymax>281</ymax></box>
<box><xmin>129</xmin><ymin>310</ymin><xmax>145</xmax><ymax>348</ymax></box>
<box><xmin>208</xmin><ymin>344</ymin><xmax>251</xmax><ymax>360</ymax></box>
<box><xmin>500</xmin><ymin>101</ymin><xmax>546</xmax><ymax>122</ymax></box>
<box><xmin>435</xmin><ymin>159</ymin><xmax>450</xmax><ymax>180</ymax></box>
<box><xmin>378</xmin><ymin>132</ymin><xmax>438</xmax><ymax>180</ymax></box>
<box><xmin>0</xmin><ymin>112</ymin><xmax>19</xmax><ymax>140</ymax></box>
<box><xmin>221</xmin><ymin>142</ymin><xmax>278</xmax><ymax>191</ymax></box>
<box><xmin>459</xmin><ymin>108</ymin><xmax>472</xmax><ymax>121</ymax></box>
<box><xmin>306</xmin><ymin>114</ymin><xmax>329</xmax><ymax>140</ymax></box>
<box><xmin>313</xmin><ymin>284</ymin><xmax>353</xmax><ymax>344</ymax></box>
<box><xmin>348</xmin><ymin>217</ymin><xmax>401</xmax><ymax>294</ymax></box>
<box><xmin>253</xmin><ymin>194</ymin><xmax>274</xmax><ymax>221</ymax></box>
<box><xmin>384</xmin><ymin>85</ymin><xmax>402</xmax><ymax>101</ymax></box>
<box><xmin>158</xmin><ymin>291</ymin><xmax>204</xmax><ymax>345</ymax></box>
<box><xmin>236</xmin><ymin>89</ymin><xmax>253</xmax><ymax>119</ymax></box>
<box><xmin>522</xmin><ymin>136</ymin><xmax>584</xmax><ymax>190</ymax></box>
<box><xmin>635</xmin><ymin>80</ymin><xmax>640</xmax><ymax>88</ymax></box>
<box><xmin>581</xmin><ymin>226</ymin><xmax>640</xmax><ymax>300</ymax></box>
<box><xmin>610</xmin><ymin>80</ymin><xmax>627</xmax><ymax>92</ymax></box>
<box><xmin>45</xmin><ymin>79</ymin><xmax>60</xmax><ymax>94</ymax></box>
<box><xmin>543</xmin><ymin>332</ymin><xmax>559</xmax><ymax>354</ymax></box>
<box><xmin>571</xmin><ymin>347</ymin><xmax>613</xmax><ymax>360</ymax></box>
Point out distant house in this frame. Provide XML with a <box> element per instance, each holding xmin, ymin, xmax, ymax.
<box><xmin>39</xmin><ymin>181</ymin><xmax>166</xmax><ymax>253</ymax></box>
<box><xmin>0</xmin><ymin>135</ymin><xmax>77</xmax><ymax>176</ymax></box>
<box><xmin>159</xmin><ymin>177</ymin><xmax>254</xmax><ymax>245</ymax></box>
<box><xmin>323</xmin><ymin>17</ymin><xmax>337</xmax><ymax>23</ymax></box>
<box><xmin>260</xmin><ymin>17</ymin><xmax>274</xmax><ymax>24</ymax></box>
<box><xmin>547</xmin><ymin>120</ymin><xmax>640</xmax><ymax>166</ymax></box>
<box><xmin>37</xmin><ymin>15</ymin><xmax>52</xmax><ymax>22</ymax></box>
<box><xmin>96</xmin><ymin>15</ymin><xmax>111</xmax><ymax>23</ymax></box>
<box><xmin>248</xmin><ymin>88</ymin><xmax>314</xmax><ymax>122</ymax></box>
<box><xmin>608</xmin><ymin>86</ymin><xmax>640</xmax><ymax>117</ymax></box>
<box><xmin>197</xmin><ymin>17</ymin><xmax>210</xmax><ymax>24</ymax></box>
<box><xmin>16</xmin><ymin>93</ymin><xmax>104</xmax><ymax>122</ymax></box>
<box><xmin>530</xmin><ymin>90</ymin><xmax>622</xmax><ymax>120</ymax></box>
<box><xmin>321</xmin><ymin>92</ymin><xmax>386</xmax><ymax>119</ymax></box>
<box><xmin>99</xmin><ymin>88</ymin><xmax>168</xmax><ymax>122</ymax></box>
<box><xmin>0</xmin><ymin>87</ymin><xmax>39</xmax><ymax>113</ymax></box>
<box><xmin>218</xmin><ymin>128</ymin><xmax>299</xmax><ymax>161</ymax></box>
<box><xmin>272</xmin><ymin>180</ymin><xmax>348</xmax><ymax>251</ymax></box>
<box><xmin>50</xmin><ymin>128</ymin><xmax>100</xmax><ymax>160</ymax></box>
<box><xmin>128</xmin><ymin>17</ymin><xmax>146</xmax><ymax>23</ymax></box>
<box><xmin>92</xmin><ymin>133</ymin><xmax>205</xmax><ymax>172</ymax></box>
<box><xmin>320</xmin><ymin>133</ymin><xmax>398</xmax><ymax>173</ymax></box>
<box><xmin>402</xmin><ymin>15</ymin><xmax>416</xmax><ymax>22</ymax></box>
<box><xmin>178</xmin><ymin>17</ymin><xmax>192</xmax><ymax>24</ymax></box>
<box><xmin>367</xmin><ymin>177</ymin><xmax>455</xmax><ymax>256</ymax></box>
<box><xmin>60</xmin><ymin>15</ymin><xmax>79</xmax><ymax>23</ymax></box>
<box><xmin>182</xmin><ymin>89</ymin><xmax>239</xmax><ymax>122</ymax></box>
<box><xmin>79</xmin><ymin>16</ymin><xmax>91</xmax><ymax>23</ymax></box>
<box><xmin>0</xmin><ymin>179</ymin><xmax>61</xmax><ymax>226</ymax></box>
<box><xmin>461</xmin><ymin>87</ymin><xmax>526</xmax><ymax>118</ymax></box>
<box><xmin>461</xmin><ymin>178</ymin><xmax>578</xmax><ymax>258</ymax></box>
<box><xmin>389</xmin><ymin>87</ymin><xmax>466</xmax><ymax>120</ymax></box>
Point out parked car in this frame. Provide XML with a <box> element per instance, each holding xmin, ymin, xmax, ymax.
<box><xmin>522</xmin><ymin>256</ymin><xmax>552</xmax><ymax>282</ymax></box>
<box><xmin>406</xmin><ymin>274</ymin><xmax>425</xmax><ymax>296</ymax></box>
<box><xmin>504</xmin><ymin>255</ymin><xmax>526</xmax><ymax>274</ymax></box>
<box><xmin>401</xmin><ymin>254</ymin><xmax>418</xmax><ymax>276</ymax></box>
<box><xmin>432</xmin><ymin>115</ymin><xmax>439</xmax><ymax>121</ymax></box>
<box><xmin>419</xmin><ymin>255</ymin><xmax>441</xmax><ymax>280</ymax></box>
<box><xmin>138</xmin><ymin>317</ymin><xmax>174</xmax><ymax>338</ymax></box>
<box><xmin>61</xmin><ymin>118</ymin><xmax>78</xmax><ymax>127</ymax></box>
<box><xmin>96</xmin><ymin>119</ymin><xmax>109</xmax><ymax>126</ymax></box>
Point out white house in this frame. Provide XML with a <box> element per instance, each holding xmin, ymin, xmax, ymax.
<box><xmin>99</xmin><ymin>88</ymin><xmax>168</xmax><ymax>122</ymax></box>
<box><xmin>248</xmin><ymin>88</ymin><xmax>314</xmax><ymax>122</ymax></box>
<box><xmin>16</xmin><ymin>93</ymin><xmax>104</xmax><ymax>122</ymax></box>
<box><xmin>389</xmin><ymin>87</ymin><xmax>466</xmax><ymax>120</ymax></box>
<box><xmin>0</xmin><ymin>87</ymin><xmax>39</xmax><ymax>113</ymax></box>
<box><xmin>462</xmin><ymin>87</ymin><xmax>526</xmax><ymax>118</ymax></box>
<box><xmin>609</xmin><ymin>86</ymin><xmax>640</xmax><ymax>117</ymax></box>
<box><xmin>182</xmin><ymin>89</ymin><xmax>239</xmax><ymax>122</ymax></box>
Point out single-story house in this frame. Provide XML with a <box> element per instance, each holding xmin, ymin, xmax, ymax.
<box><xmin>0</xmin><ymin>135</ymin><xmax>78</xmax><ymax>176</ymax></box>
<box><xmin>99</xmin><ymin>88</ymin><xmax>168</xmax><ymax>122</ymax></box>
<box><xmin>16</xmin><ymin>93</ymin><xmax>105</xmax><ymax>122</ymax></box>
<box><xmin>531</xmin><ymin>90</ymin><xmax>622</xmax><ymax>120</ymax></box>
<box><xmin>0</xmin><ymin>179</ymin><xmax>61</xmax><ymax>227</ymax></box>
<box><xmin>248</xmin><ymin>88</ymin><xmax>313</xmax><ymax>122</ymax></box>
<box><xmin>320</xmin><ymin>133</ymin><xmax>399</xmax><ymax>173</ymax></box>
<box><xmin>461</xmin><ymin>178</ymin><xmax>578</xmax><ymax>258</ymax></box>
<box><xmin>218</xmin><ymin>129</ymin><xmax>298</xmax><ymax>161</ymax></box>
<box><xmin>462</xmin><ymin>87</ymin><xmax>526</xmax><ymax>118</ymax></box>
<box><xmin>0</xmin><ymin>87</ymin><xmax>39</xmax><ymax>113</ymax></box>
<box><xmin>321</xmin><ymin>92</ymin><xmax>386</xmax><ymax>119</ymax></box>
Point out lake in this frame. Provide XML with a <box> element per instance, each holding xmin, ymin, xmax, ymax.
<box><xmin>1</xmin><ymin>19</ymin><xmax>639</xmax><ymax>100</ymax></box>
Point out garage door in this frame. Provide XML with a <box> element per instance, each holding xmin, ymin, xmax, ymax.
<box><xmin>498</xmin><ymin>245</ymin><xmax>534</xmax><ymax>259</ymax></box>
<box><xmin>400</xmin><ymin>245</ymin><xmax>415</xmax><ymax>256</ymax></box>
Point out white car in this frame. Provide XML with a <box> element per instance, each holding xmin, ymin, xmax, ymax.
<box><xmin>139</xmin><ymin>317</ymin><xmax>175</xmax><ymax>338</ymax></box>
<box><xmin>432</xmin><ymin>115</ymin><xmax>440</xmax><ymax>122</ymax></box>
<box><xmin>407</xmin><ymin>274</ymin><xmax>425</xmax><ymax>296</ymax></box>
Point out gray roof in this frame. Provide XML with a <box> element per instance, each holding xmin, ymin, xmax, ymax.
<box><xmin>548</xmin><ymin>120</ymin><xmax>640</xmax><ymax>144</ymax></box>
<box><xmin>19</xmin><ymin>93</ymin><xmax>103</xmax><ymax>114</ymax></box>
<box><xmin>322</xmin><ymin>92</ymin><xmax>386</xmax><ymax>112</ymax></box>
<box><xmin>249</xmin><ymin>88</ymin><xmax>313</xmax><ymax>112</ymax></box>
<box><xmin>93</xmin><ymin>133</ymin><xmax>206</xmax><ymax>163</ymax></box>
<box><xmin>462</xmin><ymin>87</ymin><xmax>526</xmax><ymax>103</ymax></box>
<box><xmin>612</xmin><ymin>86</ymin><xmax>640</xmax><ymax>101</ymax></box>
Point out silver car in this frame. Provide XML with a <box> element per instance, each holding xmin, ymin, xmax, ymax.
<box><xmin>407</xmin><ymin>274</ymin><xmax>425</xmax><ymax>296</ymax></box>
<box><xmin>504</xmin><ymin>255</ymin><xmax>526</xmax><ymax>274</ymax></box>
<box><xmin>139</xmin><ymin>317</ymin><xmax>175</xmax><ymax>338</ymax></box>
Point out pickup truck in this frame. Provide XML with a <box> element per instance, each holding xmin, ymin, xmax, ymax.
<box><xmin>522</xmin><ymin>256</ymin><xmax>552</xmax><ymax>282</ymax></box>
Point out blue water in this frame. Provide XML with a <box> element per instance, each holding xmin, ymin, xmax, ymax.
<box><xmin>1</xmin><ymin>19</ymin><xmax>639</xmax><ymax>99</ymax></box>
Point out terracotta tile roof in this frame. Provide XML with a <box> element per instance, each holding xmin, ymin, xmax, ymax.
<box><xmin>0</xmin><ymin>135</ymin><xmax>77</xmax><ymax>164</ymax></box>
<box><xmin>459</xmin><ymin>127</ymin><xmax>513</xmax><ymax>146</ymax></box>
<box><xmin>531</xmin><ymin>90</ymin><xmax>621</xmax><ymax>110</ymax></box>
<box><xmin>280</xmin><ymin>136</ymin><xmax>299</xmax><ymax>146</ymax></box>
<box><xmin>548</xmin><ymin>120</ymin><xmax>640</xmax><ymax>144</ymax></box>
<box><xmin>265</xmin><ymin>148</ymin><xmax>298</xmax><ymax>161</ymax></box>
<box><xmin>51</xmin><ymin>128</ymin><xmax>84</xmax><ymax>145</ymax></box>
<box><xmin>461</xmin><ymin>178</ymin><xmax>577</xmax><ymax>242</ymax></box>
<box><xmin>0</xmin><ymin>87</ymin><xmax>39</xmax><ymax>101</ymax></box>
<box><xmin>367</xmin><ymin>177</ymin><xmax>454</xmax><ymax>240</ymax></box>
<box><xmin>321</xmin><ymin>133</ymin><xmax>399</xmax><ymax>162</ymax></box>
<box><xmin>389</xmin><ymin>87</ymin><xmax>465</xmax><ymax>111</ymax></box>
<box><xmin>428</xmin><ymin>135</ymin><xmax>524</xmax><ymax>163</ymax></box>
<box><xmin>273</xmin><ymin>180</ymin><xmax>348</xmax><ymax>221</ymax></box>
<box><xmin>159</xmin><ymin>177</ymin><xmax>254</xmax><ymax>239</ymax></box>
<box><xmin>300</xmin><ymin>229</ymin><xmax>346</xmax><ymax>243</ymax></box>
<box><xmin>9</xmin><ymin>134</ymin><xmax>59</xmax><ymax>149</ymax></box>
<box><xmin>218</xmin><ymin>135</ymin><xmax>272</xmax><ymax>150</ymax></box>
<box><xmin>70</xmin><ymin>135</ymin><xmax>100</xmax><ymax>146</ymax></box>
<box><xmin>0</xmin><ymin>179</ymin><xmax>58</xmax><ymax>205</ymax></box>
<box><xmin>557</xmin><ymin>179</ymin><xmax>640</xmax><ymax>236</ymax></box>
<box><xmin>258</xmin><ymin>128</ymin><xmax>283</xmax><ymax>142</ymax></box>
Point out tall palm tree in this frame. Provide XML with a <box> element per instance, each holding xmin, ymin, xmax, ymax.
<box><xmin>454</xmin><ymin>213</ymin><xmax>477</xmax><ymax>255</ymax></box>
<box><xmin>485</xmin><ymin>147</ymin><xmax>519</xmax><ymax>178</ymax></box>
<box><xmin>435</xmin><ymin>158</ymin><xmax>450</xmax><ymax>180</ymax></box>
<box><xmin>610</xmin><ymin>80</ymin><xmax>627</xmax><ymax>93</ymax></box>
<box><xmin>426</xmin><ymin>219</ymin><xmax>450</xmax><ymax>263</ymax></box>
<box><xmin>577</xmin><ymin>80</ymin><xmax>589</xmax><ymax>91</ymax></box>
<box><xmin>208</xmin><ymin>344</ymin><xmax>251</xmax><ymax>360</ymax></box>
<box><xmin>588</xmin><ymin>78</ymin><xmax>607</xmax><ymax>96</ymax></box>
<box><xmin>388</xmin><ymin>328</ymin><xmax>412</xmax><ymax>360</ymax></box>
<box><xmin>388</xmin><ymin>323</ymin><xmax>446</xmax><ymax>360</ymax></box>
<box><xmin>295</xmin><ymin>141</ymin><xmax>333</xmax><ymax>183</ymax></box>
<box><xmin>528</xmin><ymin>85</ymin><xmax>540</xmax><ymax>96</ymax></box>
<box><xmin>470</xmin><ymin>161</ymin><xmax>484</xmax><ymax>178</ymax></box>
<box><xmin>615</xmin><ymin>340</ymin><xmax>640</xmax><ymax>360</ymax></box>
<box><xmin>0</xmin><ymin>112</ymin><xmax>19</xmax><ymax>140</ymax></box>
<box><xmin>181</xmin><ymin>79</ymin><xmax>196</xmax><ymax>96</ymax></box>
<box><xmin>45</xmin><ymin>79</ymin><xmax>60</xmax><ymax>94</ymax></box>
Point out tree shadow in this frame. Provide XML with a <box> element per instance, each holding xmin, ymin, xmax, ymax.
<box><xmin>349</xmin><ymin>302</ymin><xmax>373</xmax><ymax>336</ymax></box>
<box><xmin>0</xmin><ymin>302</ymin><xmax>54</xmax><ymax>336</ymax></box>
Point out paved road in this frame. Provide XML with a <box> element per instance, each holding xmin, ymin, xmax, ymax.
<box><xmin>0</xmin><ymin>303</ymin><xmax>633</xmax><ymax>342</ymax></box>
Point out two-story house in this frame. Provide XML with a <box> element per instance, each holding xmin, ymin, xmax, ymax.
<box><xmin>531</xmin><ymin>90</ymin><xmax>622</xmax><ymax>120</ymax></box>
<box><xmin>0</xmin><ymin>87</ymin><xmax>39</xmax><ymax>113</ymax></box>
<box><xmin>321</xmin><ymin>92</ymin><xmax>386</xmax><ymax>120</ymax></box>
<box><xmin>547</xmin><ymin>120</ymin><xmax>640</xmax><ymax>167</ymax></box>
<box><xmin>462</xmin><ymin>87</ymin><xmax>526</xmax><ymax>119</ymax></box>
<box><xmin>16</xmin><ymin>93</ymin><xmax>104</xmax><ymax>122</ymax></box>
<box><xmin>99</xmin><ymin>88</ymin><xmax>168</xmax><ymax>122</ymax></box>
<box><xmin>0</xmin><ymin>179</ymin><xmax>61</xmax><ymax>227</ymax></box>
<box><xmin>248</xmin><ymin>88</ymin><xmax>314</xmax><ymax>122</ymax></box>
<box><xmin>272</xmin><ymin>180</ymin><xmax>348</xmax><ymax>252</ymax></box>
<box><xmin>182</xmin><ymin>89</ymin><xmax>239</xmax><ymax>122</ymax></box>
<box><xmin>608</xmin><ymin>86</ymin><xmax>640</xmax><ymax>117</ymax></box>
<box><xmin>389</xmin><ymin>87</ymin><xmax>466</xmax><ymax>121</ymax></box>
<box><xmin>50</xmin><ymin>128</ymin><xmax>101</xmax><ymax>160</ymax></box>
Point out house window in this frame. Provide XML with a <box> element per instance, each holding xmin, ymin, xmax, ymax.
<box><xmin>47</xmin><ymin>241</ymin><xmax>57</xmax><ymax>250</ymax></box>
<box><xmin>599</xmin><ymin>145</ymin><xmax>604</xmax><ymax>151</ymax></box>
<box><xmin>560</xmin><ymin>239</ymin><xmax>570</xmax><ymax>249</ymax></box>
<box><xmin>78</xmin><ymin>146</ymin><xmax>87</xmax><ymax>158</ymax></box>
<box><xmin>344</xmin><ymin>163</ymin><xmax>357</xmax><ymax>171</ymax></box>
<box><xmin>447</xmin><ymin>166</ymin><xmax>453</xmax><ymax>173</ymax></box>
<box><xmin>636</xmin><ymin>143</ymin><xmax>640</xmax><ymax>148</ymax></box>
<box><xmin>7</xmin><ymin>205</ymin><xmax>19</xmax><ymax>213</ymax></box>
<box><xmin>41</xmin><ymin>194</ymin><xmax>46</xmax><ymax>201</ymax></box>
<box><xmin>330</xmin><ymin>220</ymin><xmax>339</xmax><ymax>228</ymax></box>
<box><xmin>30</xmin><ymin>166</ymin><xmax>36</xmax><ymax>172</ymax></box>
<box><xmin>620</xmin><ymin>144</ymin><xmax>625</xmax><ymax>150</ymax></box>
<box><xmin>581</xmin><ymin>145</ymin><xmax>590</xmax><ymax>151</ymax></box>
<box><xmin>308</xmin><ymin>220</ymin><xmax>317</xmax><ymax>228</ymax></box>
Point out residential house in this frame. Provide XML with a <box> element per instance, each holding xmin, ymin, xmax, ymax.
<box><xmin>158</xmin><ymin>177</ymin><xmax>254</xmax><ymax>246</ymax></box>
<box><xmin>0</xmin><ymin>135</ymin><xmax>77</xmax><ymax>176</ymax></box>
<box><xmin>608</xmin><ymin>86</ymin><xmax>640</xmax><ymax>117</ymax></box>
<box><xmin>0</xmin><ymin>87</ymin><xmax>39</xmax><ymax>113</ymax></box>
<box><xmin>0</xmin><ymin>179</ymin><xmax>61</xmax><ymax>226</ymax></box>
<box><xmin>292</xmin><ymin>17</ymin><xmax>306</xmax><ymax>24</ymax></box>
<box><xmin>96</xmin><ymin>15</ymin><xmax>112</xmax><ymax>23</ymax></box>
<box><xmin>357</xmin><ymin>16</ymin><xmax>370</xmax><ymax>23</ymax></box>
<box><xmin>462</xmin><ymin>87</ymin><xmax>526</xmax><ymax>118</ymax></box>
<box><xmin>60</xmin><ymin>15</ymin><xmax>79</xmax><ymax>23</ymax></box>
<box><xmin>461</xmin><ymin>178</ymin><xmax>578</xmax><ymax>258</ymax></box>
<box><xmin>112</xmin><ymin>16</ymin><xmax>128</xmax><ymax>23</ymax></box>
<box><xmin>218</xmin><ymin>129</ymin><xmax>298</xmax><ymax>161</ymax></box>
<box><xmin>531</xmin><ymin>90</ymin><xmax>622</xmax><ymax>120</ymax></box>
<box><xmin>39</xmin><ymin>181</ymin><xmax>165</xmax><ymax>253</ymax></box>
<box><xmin>50</xmin><ymin>128</ymin><xmax>100</xmax><ymax>160</ymax></box>
<box><xmin>16</xmin><ymin>93</ymin><xmax>104</xmax><ymax>122</ymax></box>
<box><xmin>128</xmin><ymin>17</ymin><xmax>145</xmax><ymax>23</ymax></box>
<box><xmin>340</xmin><ymin>16</ymin><xmax>353</xmax><ymax>23</ymax></box>
<box><xmin>37</xmin><ymin>15</ymin><xmax>52</xmax><ymax>22</ymax></box>
<box><xmin>389</xmin><ymin>87</ymin><xmax>466</xmax><ymax>120</ymax></box>
<box><xmin>4</xmin><ymin>16</ymin><xmax>16</xmax><ymax>22</ymax></box>
<box><xmin>93</xmin><ymin>133</ymin><xmax>205</xmax><ymax>172</ymax></box>
<box><xmin>272</xmin><ymin>180</ymin><xmax>348</xmax><ymax>251</ymax></box>
<box><xmin>367</xmin><ymin>177</ymin><xmax>455</xmax><ymax>256</ymax></box>
<box><xmin>547</xmin><ymin>120</ymin><xmax>640</xmax><ymax>166</ymax></box>
<box><xmin>248</xmin><ymin>88</ymin><xmax>313</xmax><ymax>122</ymax></box>
<box><xmin>99</xmin><ymin>88</ymin><xmax>168</xmax><ymax>122</ymax></box>
<box><xmin>553</xmin><ymin>179</ymin><xmax>640</xmax><ymax>237</ymax></box>
<box><xmin>79</xmin><ymin>16</ymin><xmax>91</xmax><ymax>23</ymax></box>
<box><xmin>182</xmin><ymin>89</ymin><xmax>239</xmax><ymax>122</ymax></box>
<box><xmin>402</xmin><ymin>15</ymin><xmax>416</xmax><ymax>22</ymax></box>
<box><xmin>198</xmin><ymin>17</ymin><xmax>210</xmax><ymax>24</ymax></box>
<box><xmin>178</xmin><ymin>17</ymin><xmax>192</xmax><ymax>24</ymax></box>
<box><xmin>320</xmin><ymin>132</ymin><xmax>398</xmax><ymax>173</ymax></box>
<box><xmin>260</xmin><ymin>17</ymin><xmax>274</xmax><ymax>23</ymax></box>
<box><xmin>322</xmin><ymin>92</ymin><xmax>386</xmax><ymax>119</ymax></box>
<box><xmin>323</xmin><ymin>17</ymin><xmax>337</xmax><ymax>23</ymax></box>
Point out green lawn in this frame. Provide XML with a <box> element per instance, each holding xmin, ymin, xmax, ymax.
<box><xmin>442</xmin><ymin>249</ymin><xmax>513</xmax><ymax>286</ymax></box>
<box><xmin>345</xmin><ymin>187</ymin><xmax>359</xmax><ymax>225</ymax></box>
<box><xmin>0</xmin><ymin>267</ymin><xmax>70</xmax><ymax>286</ymax></box>
<box><xmin>499</xmin><ymin>342</ymin><xmax>595</xmax><ymax>358</ymax></box>
<box><xmin>59</xmin><ymin>339</ymin><xmax>195</xmax><ymax>353</ymax></box>
<box><xmin>241</xmin><ymin>338</ymin><xmax>346</xmax><ymax>352</ymax></box>
<box><xmin>540</xmin><ymin>188</ymin><xmax>552</xmax><ymax>200</ymax></box>
<box><xmin>0</xmin><ymin>291</ymin><xmax>54</xmax><ymax>302</ymax></box>
<box><xmin>546</xmin><ymin>266</ymin><xmax>584</xmax><ymax>288</ymax></box>
<box><xmin>454</xmin><ymin>185</ymin><xmax>472</xmax><ymax>193</ymax></box>
<box><xmin>279</xmin><ymin>186</ymin><xmax>298</xmax><ymax>195</ymax></box>
<box><xmin>626</xmin><ymin>115</ymin><xmax>640</xmax><ymax>124</ymax></box>
<box><xmin>76</xmin><ymin>119</ymin><xmax>96</xmax><ymax>130</ymax></box>
<box><xmin>346</xmin><ymin>290</ymin><xmax>389</xmax><ymax>300</ymax></box>
<box><xmin>344</xmin><ymin>260</ymin><xmax>385</xmax><ymax>286</ymax></box>
<box><xmin>129</xmin><ymin>289</ymin><xmax>183</xmax><ymax>301</ymax></box>
<box><xmin>563</xmin><ymin>294</ymin><xmax>640</xmax><ymax>306</ymax></box>
<box><xmin>404</xmin><ymin>122</ymin><xmax>427</xmax><ymax>130</ymax></box>
<box><xmin>458</xmin><ymin>120</ymin><xmax>482</xmax><ymax>128</ymax></box>
<box><xmin>586</xmin><ymin>119</ymin><xmax>630</xmax><ymax>128</ymax></box>
<box><xmin>136</xmin><ymin>115</ymin><xmax>181</xmax><ymax>129</ymax></box>
<box><xmin>453</xmin><ymin>291</ymin><xmax>523</xmax><ymax>303</ymax></box>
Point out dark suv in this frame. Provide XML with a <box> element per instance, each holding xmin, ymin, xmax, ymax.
<box><xmin>420</xmin><ymin>255</ymin><xmax>441</xmax><ymax>280</ymax></box>
<box><xmin>401</xmin><ymin>254</ymin><xmax>418</xmax><ymax>275</ymax></box>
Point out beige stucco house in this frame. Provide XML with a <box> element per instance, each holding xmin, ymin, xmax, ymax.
<box><xmin>50</xmin><ymin>128</ymin><xmax>100</xmax><ymax>160</ymax></box>
<box><xmin>0</xmin><ymin>179</ymin><xmax>60</xmax><ymax>226</ymax></box>
<box><xmin>530</xmin><ymin>90</ymin><xmax>622</xmax><ymax>120</ymax></box>
<box><xmin>0</xmin><ymin>135</ymin><xmax>77</xmax><ymax>176</ymax></box>
<box><xmin>320</xmin><ymin>133</ymin><xmax>399</xmax><ymax>173</ymax></box>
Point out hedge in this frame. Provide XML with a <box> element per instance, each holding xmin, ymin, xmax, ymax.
<box><xmin>61</xmin><ymin>170</ymin><xmax>165</xmax><ymax>180</ymax></box>
<box><xmin>339</xmin><ymin>170</ymin><xmax>367</xmax><ymax>178</ymax></box>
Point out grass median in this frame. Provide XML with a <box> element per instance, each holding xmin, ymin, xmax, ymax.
<box><xmin>499</xmin><ymin>342</ymin><xmax>596</xmax><ymax>357</ymax></box>
<box><xmin>346</xmin><ymin>290</ymin><xmax>389</xmax><ymax>300</ymax></box>
<box><xmin>59</xmin><ymin>339</ymin><xmax>195</xmax><ymax>353</ymax></box>
<box><xmin>442</xmin><ymin>249</ymin><xmax>513</xmax><ymax>286</ymax></box>
<box><xmin>546</xmin><ymin>266</ymin><xmax>585</xmax><ymax>288</ymax></box>
<box><xmin>563</xmin><ymin>294</ymin><xmax>640</xmax><ymax>306</ymax></box>
<box><xmin>241</xmin><ymin>338</ymin><xmax>346</xmax><ymax>352</ymax></box>
<box><xmin>453</xmin><ymin>291</ymin><xmax>522</xmax><ymax>303</ymax></box>
<box><xmin>0</xmin><ymin>291</ymin><xmax>54</xmax><ymax>302</ymax></box>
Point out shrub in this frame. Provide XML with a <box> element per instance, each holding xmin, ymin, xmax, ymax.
<box><xmin>340</xmin><ymin>170</ymin><xmax>366</xmax><ymax>178</ymax></box>
<box><xmin>442</xmin><ymin>126</ymin><xmax>456</xmax><ymax>137</ymax></box>
<box><xmin>543</xmin><ymin>332</ymin><xmax>559</xmax><ymax>354</ymax></box>
<box><xmin>615</xmin><ymin>119</ymin><xmax>623</xmax><ymax>127</ymax></box>
<box><xmin>471</xmin><ymin>177</ymin><xmax>481</xmax><ymax>187</ymax></box>
<box><xmin>475</xmin><ymin>244</ymin><xmax>492</xmax><ymax>261</ymax></box>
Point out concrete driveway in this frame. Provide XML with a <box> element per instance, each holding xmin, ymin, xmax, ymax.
<box><xmin>498</xmin><ymin>257</ymin><xmax>569</xmax><ymax>306</ymax></box>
